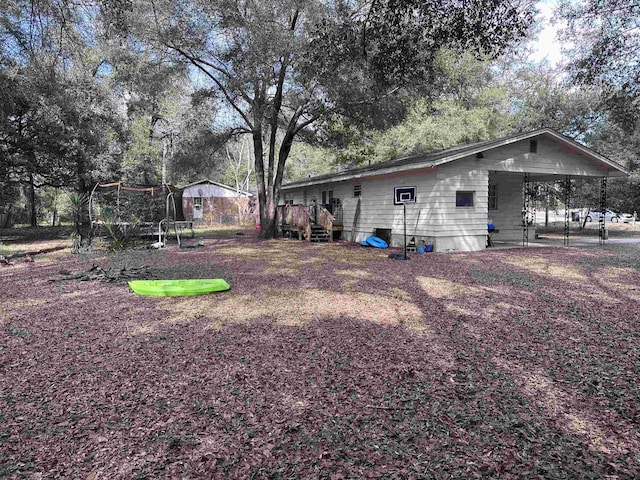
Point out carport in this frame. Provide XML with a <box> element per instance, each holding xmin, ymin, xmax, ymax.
<box><xmin>485</xmin><ymin>134</ymin><xmax>628</xmax><ymax>248</ymax></box>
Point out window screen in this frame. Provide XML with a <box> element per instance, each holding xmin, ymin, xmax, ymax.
<box><xmin>488</xmin><ymin>184</ymin><xmax>497</xmax><ymax>210</ymax></box>
<box><xmin>456</xmin><ymin>191</ymin><xmax>474</xmax><ymax>207</ymax></box>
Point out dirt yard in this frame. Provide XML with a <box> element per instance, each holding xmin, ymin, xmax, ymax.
<box><xmin>1</xmin><ymin>229</ymin><xmax>639</xmax><ymax>479</ymax></box>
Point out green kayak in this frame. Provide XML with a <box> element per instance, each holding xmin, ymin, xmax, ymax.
<box><xmin>128</xmin><ymin>279</ymin><xmax>230</xmax><ymax>296</ymax></box>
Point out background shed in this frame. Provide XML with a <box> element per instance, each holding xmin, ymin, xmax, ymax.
<box><xmin>175</xmin><ymin>179</ymin><xmax>254</xmax><ymax>225</ymax></box>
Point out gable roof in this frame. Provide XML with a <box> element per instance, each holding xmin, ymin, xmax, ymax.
<box><xmin>179</xmin><ymin>179</ymin><xmax>253</xmax><ymax>197</ymax></box>
<box><xmin>282</xmin><ymin>128</ymin><xmax>628</xmax><ymax>190</ymax></box>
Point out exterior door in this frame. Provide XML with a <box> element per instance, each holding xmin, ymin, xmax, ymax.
<box><xmin>321</xmin><ymin>190</ymin><xmax>333</xmax><ymax>205</ymax></box>
<box><xmin>193</xmin><ymin>197</ymin><xmax>203</xmax><ymax>219</ymax></box>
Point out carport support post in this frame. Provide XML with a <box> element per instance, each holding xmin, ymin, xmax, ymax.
<box><xmin>522</xmin><ymin>173</ymin><xmax>530</xmax><ymax>247</ymax></box>
<box><xmin>564</xmin><ymin>175</ymin><xmax>571</xmax><ymax>247</ymax></box>
<box><xmin>599</xmin><ymin>177</ymin><xmax>607</xmax><ymax>245</ymax></box>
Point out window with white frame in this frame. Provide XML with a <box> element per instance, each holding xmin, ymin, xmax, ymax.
<box><xmin>353</xmin><ymin>185</ymin><xmax>362</xmax><ymax>197</ymax></box>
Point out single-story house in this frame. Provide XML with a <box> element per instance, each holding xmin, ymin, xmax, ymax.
<box><xmin>174</xmin><ymin>179</ymin><xmax>254</xmax><ymax>225</ymax></box>
<box><xmin>280</xmin><ymin>128</ymin><xmax>628</xmax><ymax>252</ymax></box>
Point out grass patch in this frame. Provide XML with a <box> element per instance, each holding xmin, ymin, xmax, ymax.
<box><xmin>193</xmin><ymin>225</ymin><xmax>254</xmax><ymax>237</ymax></box>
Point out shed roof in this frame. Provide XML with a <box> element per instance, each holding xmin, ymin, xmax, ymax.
<box><xmin>179</xmin><ymin>179</ymin><xmax>253</xmax><ymax>197</ymax></box>
<box><xmin>282</xmin><ymin>128</ymin><xmax>628</xmax><ymax>190</ymax></box>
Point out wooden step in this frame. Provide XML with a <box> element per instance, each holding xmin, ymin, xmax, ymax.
<box><xmin>310</xmin><ymin>224</ymin><xmax>330</xmax><ymax>242</ymax></box>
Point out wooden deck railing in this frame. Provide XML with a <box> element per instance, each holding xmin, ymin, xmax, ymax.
<box><xmin>278</xmin><ymin>205</ymin><xmax>311</xmax><ymax>240</ymax></box>
<box><xmin>277</xmin><ymin>204</ymin><xmax>336</xmax><ymax>241</ymax></box>
<box><xmin>317</xmin><ymin>205</ymin><xmax>335</xmax><ymax>234</ymax></box>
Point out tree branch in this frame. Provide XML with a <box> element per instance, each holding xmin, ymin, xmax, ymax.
<box><xmin>267</xmin><ymin>56</ymin><xmax>289</xmax><ymax>190</ymax></box>
<box><xmin>166</xmin><ymin>44</ymin><xmax>254</xmax><ymax>129</ymax></box>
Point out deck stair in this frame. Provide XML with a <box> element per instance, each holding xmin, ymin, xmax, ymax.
<box><xmin>310</xmin><ymin>224</ymin><xmax>330</xmax><ymax>242</ymax></box>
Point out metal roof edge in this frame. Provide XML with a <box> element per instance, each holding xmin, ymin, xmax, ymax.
<box><xmin>282</xmin><ymin>128</ymin><xmax>629</xmax><ymax>189</ymax></box>
<box><xmin>179</xmin><ymin>178</ymin><xmax>253</xmax><ymax>196</ymax></box>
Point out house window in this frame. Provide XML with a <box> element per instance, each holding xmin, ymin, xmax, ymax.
<box><xmin>193</xmin><ymin>197</ymin><xmax>203</xmax><ymax>209</ymax></box>
<box><xmin>488</xmin><ymin>184</ymin><xmax>498</xmax><ymax>210</ymax></box>
<box><xmin>456</xmin><ymin>191</ymin><xmax>475</xmax><ymax>207</ymax></box>
<box><xmin>353</xmin><ymin>185</ymin><xmax>362</xmax><ymax>197</ymax></box>
<box><xmin>530</xmin><ymin>139</ymin><xmax>538</xmax><ymax>153</ymax></box>
<box><xmin>321</xmin><ymin>190</ymin><xmax>327</xmax><ymax>204</ymax></box>
<box><xmin>283</xmin><ymin>193</ymin><xmax>294</xmax><ymax>205</ymax></box>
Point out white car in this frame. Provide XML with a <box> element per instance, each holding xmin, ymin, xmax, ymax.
<box><xmin>617</xmin><ymin>212</ymin><xmax>635</xmax><ymax>223</ymax></box>
<box><xmin>585</xmin><ymin>210</ymin><xmax>620</xmax><ymax>222</ymax></box>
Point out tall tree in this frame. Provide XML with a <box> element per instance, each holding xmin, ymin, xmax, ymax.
<box><xmin>558</xmin><ymin>1</ymin><xmax>640</xmax><ymax>210</ymax></box>
<box><xmin>0</xmin><ymin>0</ymin><xmax>126</xmax><ymax>227</ymax></box>
<box><xmin>108</xmin><ymin>0</ymin><xmax>532</xmax><ymax>238</ymax></box>
<box><xmin>166</xmin><ymin>89</ymin><xmax>228</xmax><ymax>185</ymax></box>
<box><xmin>558</xmin><ymin>0</ymin><xmax>640</xmax><ymax>96</ymax></box>
<box><xmin>107</xmin><ymin>40</ymin><xmax>190</xmax><ymax>185</ymax></box>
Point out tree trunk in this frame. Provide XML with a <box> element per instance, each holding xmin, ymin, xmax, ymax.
<box><xmin>544</xmin><ymin>205</ymin><xmax>549</xmax><ymax>226</ymax></box>
<box><xmin>75</xmin><ymin>164</ymin><xmax>92</xmax><ymax>251</ymax></box>
<box><xmin>28</xmin><ymin>172</ymin><xmax>37</xmax><ymax>227</ymax></box>
<box><xmin>544</xmin><ymin>186</ymin><xmax>549</xmax><ymax>227</ymax></box>
<box><xmin>51</xmin><ymin>188</ymin><xmax>59</xmax><ymax>227</ymax></box>
<box><xmin>260</xmin><ymin>198</ymin><xmax>278</xmax><ymax>239</ymax></box>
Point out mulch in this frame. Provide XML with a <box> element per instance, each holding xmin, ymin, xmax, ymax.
<box><xmin>1</xmin><ymin>235</ymin><xmax>639</xmax><ymax>479</ymax></box>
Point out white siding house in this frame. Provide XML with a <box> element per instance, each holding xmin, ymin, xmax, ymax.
<box><xmin>281</xmin><ymin>129</ymin><xmax>628</xmax><ymax>252</ymax></box>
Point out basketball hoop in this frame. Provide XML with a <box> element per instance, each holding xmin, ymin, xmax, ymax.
<box><xmin>392</xmin><ymin>187</ymin><xmax>417</xmax><ymax>260</ymax></box>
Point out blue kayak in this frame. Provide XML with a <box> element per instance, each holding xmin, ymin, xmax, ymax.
<box><xmin>365</xmin><ymin>236</ymin><xmax>388</xmax><ymax>249</ymax></box>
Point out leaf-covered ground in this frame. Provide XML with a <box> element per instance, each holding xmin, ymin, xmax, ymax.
<box><xmin>1</xmin><ymin>233</ymin><xmax>640</xmax><ymax>479</ymax></box>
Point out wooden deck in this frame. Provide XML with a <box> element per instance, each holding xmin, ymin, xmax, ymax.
<box><xmin>277</xmin><ymin>204</ymin><xmax>342</xmax><ymax>242</ymax></box>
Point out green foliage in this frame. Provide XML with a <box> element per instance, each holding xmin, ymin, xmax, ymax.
<box><xmin>40</xmin><ymin>187</ymin><xmax>70</xmax><ymax>226</ymax></box>
<box><xmin>122</xmin><ymin>116</ymin><xmax>163</xmax><ymax>184</ymax></box>
<box><xmin>102</xmin><ymin>222</ymin><xmax>141</xmax><ymax>251</ymax></box>
<box><xmin>555</xmin><ymin>1</ymin><xmax>640</xmax><ymax>212</ymax></box>
<box><xmin>168</xmin><ymin>92</ymin><xmax>227</xmax><ymax>185</ymax></box>
<box><xmin>284</xmin><ymin>143</ymin><xmax>337</xmax><ymax>183</ymax></box>
<box><xmin>0</xmin><ymin>1</ymin><xmax>127</xmax><ymax>198</ymax></box>
<box><xmin>372</xmin><ymin>96</ymin><xmax>511</xmax><ymax>161</ymax></box>
<box><xmin>310</xmin><ymin>0</ymin><xmax>533</xmax><ymax>90</ymax></box>
<box><xmin>105</xmin><ymin>0</ymin><xmax>534</xmax><ymax>238</ymax></box>
<box><xmin>500</xmin><ymin>64</ymin><xmax>607</xmax><ymax>135</ymax></box>
<box><xmin>558</xmin><ymin>0</ymin><xmax>640</xmax><ymax>95</ymax></box>
<box><xmin>331</xmin><ymin>50</ymin><xmax>515</xmax><ymax>167</ymax></box>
